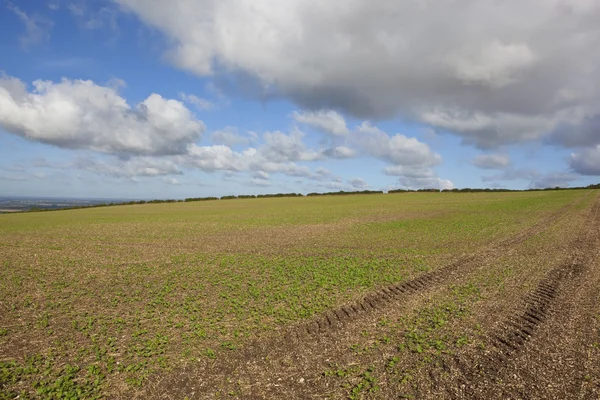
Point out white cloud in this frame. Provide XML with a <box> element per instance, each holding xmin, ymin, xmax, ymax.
<box><xmin>314</xmin><ymin>167</ymin><xmax>331</xmax><ymax>177</ymax></box>
<box><xmin>0</xmin><ymin>73</ymin><xmax>454</xmax><ymax>189</ymax></box>
<box><xmin>0</xmin><ymin>75</ymin><xmax>205</xmax><ymax>155</ymax></box>
<box><xmin>211</xmin><ymin>126</ymin><xmax>254</xmax><ymax>147</ymax></box>
<box><xmin>203</xmin><ymin>124</ymin><xmax>444</xmax><ymax>186</ymax></box>
<box><xmin>353</xmin><ymin>122</ymin><xmax>441</xmax><ymax>167</ymax></box>
<box><xmin>182</xmin><ymin>139</ymin><xmax>347</xmax><ymax>183</ymax></box>
<box><xmin>292</xmin><ymin>110</ymin><xmax>349</xmax><ymax>136</ymax></box>
<box><xmin>278</xmin><ymin>164</ymin><xmax>314</xmax><ymax>178</ymax></box>
<box><xmin>398</xmin><ymin>176</ymin><xmax>455</xmax><ymax>191</ymax></box>
<box><xmin>384</xmin><ymin>166</ymin><xmax>433</xmax><ymax>178</ymax></box>
<box><xmin>350</xmin><ymin>122</ymin><xmax>451</xmax><ymax>190</ymax></box>
<box><xmin>179</xmin><ymin>92</ymin><xmax>214</xmax><ymax>110</ymax></box>
<box><xmin>323</xmin><ymin>146</ymin><xmax>356</xmax><ymax>159</ymax></box>
<box><xmin>116</xmin><ymin>0</ymin><xmax>600</xmax><ymax>148</ymax></box>
<box><xmin>446</xmin><ymin>41</ymin><xmax>536</xmax><ymax>88</ymax></box>
<box><xmin>8</xmin><ymin>4</ymin><xmax>53</xmax><ymax>49</ymax></box>
<box><xmin>384</xmin><ymin>166</ymin><xmax>454</xmax><ymax>190</ymax></box>
<box><xmin>183</xmin><ymin>144</ymin><xmax>250</xmax><ymax>172</ymax></box>
<box><xmin>253</xmin><ymin>171</ymin><xmax>269</xmax><ymax>180</ymax></box>
<box><xmin>182</xmin><ymin>143</ymin><xmax>311</xmax><ymax>180</ymax></box>
<box><xmin>472</xmin><ymin>154</ymin><xmax>511</xmax><ymax>169</ymax></box>
<box><xmin>261</xmin><ymin>129</ymin><xmax>323</xmax><ymax>162</ymax></box>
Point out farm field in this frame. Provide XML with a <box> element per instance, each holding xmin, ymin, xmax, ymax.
<box><xmin>1</xmin><ymin>190</ymin><xmax>599</xmax><ymax>399</ymax></box>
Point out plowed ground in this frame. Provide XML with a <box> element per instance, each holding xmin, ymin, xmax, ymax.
<box><xmin>149</xmin><ymin>192</ymin><xmax>600</xmax><ymax>399</ymax></box>
<box><xmin>1</xmin><ymin>191</ymin><xmax>598</xmax><ymax>399</ymax></box>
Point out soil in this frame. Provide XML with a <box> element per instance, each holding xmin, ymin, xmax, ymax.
<box><xmin>142</xmin><ymin>193</ymin><xmax>600</xmax><ymax>400</ymax></box>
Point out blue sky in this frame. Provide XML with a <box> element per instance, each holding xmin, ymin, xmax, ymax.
<box><xmin>1</xmin><ymin>0</ymin><xmax>599</xmax><ymax>199</ymax></box>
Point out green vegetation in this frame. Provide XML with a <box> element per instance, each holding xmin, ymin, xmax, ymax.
<box><xmin>0</xmin><ymin>190</ymin><xmax>591</xmax><ymax>397</ymax></box>
<box><xmin>320</xmin><ymin>280</ymin><xmax>485</xmax><ymax>398</ymax></box>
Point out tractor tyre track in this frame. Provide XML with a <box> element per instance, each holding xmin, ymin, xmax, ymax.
<box><xmin>280</xmin><ymin>193</ymin><xmax>584</xmax><ymax>342</ymax></box>
<box><xmin>437</xmin><ymin>193</ymin><xmax>600</xmax><ymax>399</ymax></box>
<box><xmin>143</xmin><ymin>195</ymin><xmax>589</xmax><ymax>399</ymax></box>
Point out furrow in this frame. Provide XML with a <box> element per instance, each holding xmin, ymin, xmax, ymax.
<box><xmin>480</xmin><ymin>264</ymin><xmax>581</xmax><ymax>366</ymax></box>
<box><xmin>280</xmin><ymin>198</ymin><xmax>579</xmax><ymax>341</ymax></box>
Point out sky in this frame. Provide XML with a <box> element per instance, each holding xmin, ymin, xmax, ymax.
<box><xmin>0</xmin><ymin>0</ymin><xmax>599</xmax><ymax>199</ymax></box>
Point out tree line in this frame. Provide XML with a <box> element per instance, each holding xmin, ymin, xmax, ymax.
<box><xmin>19</xmin><ymin>183</ymin><xmax>600</xmax><ymax>213</ymax></box>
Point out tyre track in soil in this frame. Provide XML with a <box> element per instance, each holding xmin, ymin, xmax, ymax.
<box><xmin>434</xmin><ymin>192</ymin><xmax>600</xmax><ymax>400</ymax></box>
<box><xmin>145</xmin><ymin>194</ymin><xmax>589</xmax><ymax>399</ymax></box>
<box><xmin>285</xmin><ymin>194</ymin><xmax>586</xmax><ymax>342</ymax></box>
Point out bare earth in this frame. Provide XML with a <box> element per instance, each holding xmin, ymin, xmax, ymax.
<box><xmin>145</xmin><ymin>193</ymin><xmax>600</xmax><ymax>399</ymax></box>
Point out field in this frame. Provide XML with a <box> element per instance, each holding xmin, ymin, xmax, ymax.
<box><xmin>1</xmin><ymin>190</ymin><xmax>599</xmax><ymax>399</ymax></box>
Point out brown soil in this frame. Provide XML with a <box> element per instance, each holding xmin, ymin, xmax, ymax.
<box><xmin>435</xmin><ymin>192</ymin><xmax>600</xmax><ymax>399</ymax></box>
<box><xmin>141</xmin><ymin>193</ymin><xmax>600</xmax><ymax>400</ymax></box>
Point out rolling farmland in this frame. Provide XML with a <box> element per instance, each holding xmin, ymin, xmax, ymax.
<box><xmin>1</xmin><ymin>190</ymin><xmax>599</xmax><ymax>399</ymax></box>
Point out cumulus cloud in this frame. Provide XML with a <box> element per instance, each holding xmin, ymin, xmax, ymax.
<box><xmin>184</xmin><ymin>123</ymin><xmax>445</xmax><ymax>185</ymax></box>
<box><xmin>322</xmin><ymin>146</ymin><xmax>356</xmax><ymax>159</ymax></box>
<box><xmin>183</xmin><ymin>144</ymin><xmax>250</xmax><ymax>172</ymax></box>
<box><xmin>253</xmin><ymin>171</ymin><xmax>269</xmax><ymax>180</ymax></box>
<box><xmin>116</xmin><ymin>0</ymin><xmax>600</xmax><ymax>148</ymax></box>
<box><xmin>348</xmin><ymin>122</ymin><xmax>450</xmax><ymax>189</ymax></box>
<box><xmin>353</xmin><ymin>122</ymin><xmax>441</xmax><ymax>167</ymax></box>
<box><xmin>398</xmin><ymin>176</ymin><xmax>455</xmax><ymax>191</ymax></box>
<box><xmin>179</xmin><ymin>92</ymin><xmax>214</xmax><ymax>110</ymax></box>
<box><xmin>472</xmin><ymin>154</ymin><xmax>511</xmax><ymax>169</ymax></box>
<box><xmin>292</xmin><ymin>110</ymin><xmax>349</xmax><ymax>136</ymax></box>
<box><xmin>314</xmin><ymin>167</ymin><xmax>332</xmax><ymax>178</ymax></box>
<box><xmin>569</xmin><ymin>146</ymin><xmax>600</xmax><ymax>175</ymax></box>
<box><xmin>261</xmin><ymin>129</ymin><xmax>323</xmax><ymax>162</ymax></box>
<box><xmin>181</xmin><ymin>142</ymin><xmax>317</xmax><ymax>181</ymax></box>
<box><xmin>211</xmin><ymin>126</ymin><xmax>255</xmax><ymax>147</ymax></box>
<box><xmin>446</xmin><ymin>41</ymin><xmax>536</xmax><ymax>88</ymax></box>
<box><xmin>384</xmin><ymin>166</ymin><xmax>454</xmax><ymax>190</ymax></box>
<box><xmin>0</xmin><ymin>75</ymin><xmax>205</xmax><ymax>155</ymax></box>
<box><xmin>179</xmin><ymin>134</ymin><xmax>352</xmax><ymax>184</ymax></box>
<box><xmin>0</xmin><ymin>72</ymin><xmax>452</xmax><ymax>189</ymax></box>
